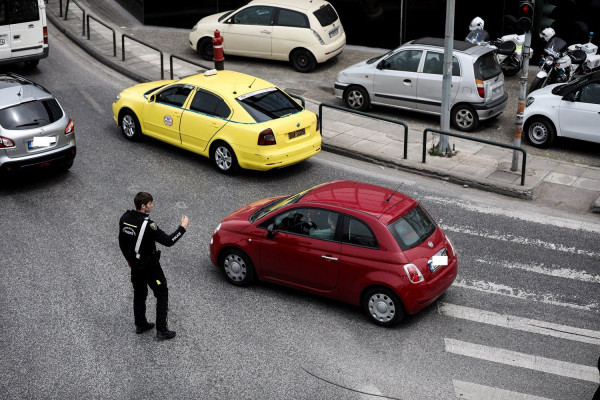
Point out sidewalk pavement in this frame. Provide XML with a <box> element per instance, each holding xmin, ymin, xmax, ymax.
<box><xmin>46</xmin><ymin>0</ymin><xmax>600</xmax><ymax>214</ymax></box>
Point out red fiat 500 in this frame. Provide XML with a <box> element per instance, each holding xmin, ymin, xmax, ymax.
<box><xmin>209</xmin><ymin>180</ymin><xmax>458</xmax><ymax>326</ymax></box>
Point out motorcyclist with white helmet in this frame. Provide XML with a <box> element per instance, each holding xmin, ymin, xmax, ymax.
<box><xmin>466</xmin><ymin>16</ymin><xmax>490</xmax><ymax>43</ymax></box>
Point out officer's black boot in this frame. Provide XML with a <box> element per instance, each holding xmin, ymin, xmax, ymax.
<box><xmin>156</xmin><ymin>329</ymin><xmax>176</xmax><ymax>340</ymax></box>
<box><xmin>135</xmin><ymin>322</ymin><xmax>155</xmax><ymax>334</ymax></box>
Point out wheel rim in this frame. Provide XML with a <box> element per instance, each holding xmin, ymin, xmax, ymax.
<box><xmin>296</xmin><ymin>53</ymin><xmax>308</xmax><ymax>68</ymax></box>
<box><xmin>455</xmin><ymin>109</ymin><xmax>474</xmax><ymax>129</ymax></box>
<box><xmin>367</xmin><ymin>293</ymin><xmax>396</xmax><ymax>323</ymax></box>
<box><xmin>347</xmin><ymin>90</ymin><xmax>364</xmax><ymax>109</ymax></box>
<box><xmin>528</xmin><ymin>122</ymin><xmax>548</xmax><ymax>145</ymax></box>
<box><xmin>202</xmin><ymin>42</ymin><xmax>213</xmax><ymax>59</ymax></box>
<box><xmin>122</xmin><ymin>115</ymin><xmax>135</xmax><ymax>137</ymax></box>
<box><xmin>215</xmin><ymin>146</ymin><xmax>232</xmax><ymax>171</ymax></box>
<box><xmin>224</xmin><ymin>253</ymin><xmax>246</xmax><ymax>282</ymax></box>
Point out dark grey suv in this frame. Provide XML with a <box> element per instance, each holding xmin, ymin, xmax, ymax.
<box><xmin>0</xmin><ymin>74</ymin><xmax>75</xmax><ymax>174</ymax></box>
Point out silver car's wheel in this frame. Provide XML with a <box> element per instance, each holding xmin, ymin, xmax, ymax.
<box><xmin>526</xmin><ymin>117</ymin><xmax>556</xmax><ymax>148</ymax></box>
<box><xmin>344</xmin><ymin>86</ymin><xmax>369</xmax><ymax>111</ymax></box>
<box><xmin>120</xmin><ymin>111</ymin><xmax>142</xmax><ymax>141</ymax></box>
<box><xmin>451</xmin><ymin>104</ymin><xmax>479</xmax><ymax>132</ymax></box>
<box><xmin>221</xmin><ymin>249</ymin><xmax>255</xmax><ymax>287</ymax></box>
<box><xmin>212</xmin><ymin>142</ymin><xmax>238</xmax><ymax>174</ymax></box>
<box><xmin>362</xmin><ymin>287</ymin><xmax>404</xmax><ymax>327</ymax></box>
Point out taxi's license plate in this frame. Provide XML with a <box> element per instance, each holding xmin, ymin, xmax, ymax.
<box><xmin>288</xmin><ymin>128</ymin><xmax>305</xmax><ymax>139</ymax></box>
<box><xmin>428</xmin><ymin>248</ymin><xmax>448</xmax><ymax>272</ymax></box>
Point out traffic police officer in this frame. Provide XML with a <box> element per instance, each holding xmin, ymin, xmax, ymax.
<box><xmin>118</xmin><ymin>192</ymin><xmax>190</xmax><ymax>340</ymax></box>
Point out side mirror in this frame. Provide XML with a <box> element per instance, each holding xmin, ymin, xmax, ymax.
<box><xmin>149</xmin><ymin>95</ymin><xmax>155</xmax><ymax>103</ymax></box>
<box><xmin>267</xmin><ymin>223</ymin><xmax>276</xmax><ymax>238</ymax></box>
<box><xmin>377</xmin><ymin>60</ymin><xmax>385</xmax><ymax>70</ymax></box>
<box><xmin>564</xmin><ymin>92</ymin><xmax>575</xmax><ymax>102</ymax></box>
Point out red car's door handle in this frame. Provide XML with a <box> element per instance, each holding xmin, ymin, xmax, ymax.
<box><xmin>322</xmin><ymin>255</ymin><xmax>338</xmax><ymax>261</ymax></box>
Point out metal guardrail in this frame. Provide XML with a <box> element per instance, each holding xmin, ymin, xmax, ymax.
<box><xmin>122</xmin><ymin>34</ymin><xmax>164</xmax><ymax>80</ymax></box>
<box><xmin>318</xmin><ymin>103</ymin><xmax>409</xmax><ymax>159</ymax></box>
<box><xmin>168</xmin><ymin>55</ymin><xmax>211</xmax><ymax>80</ymax></box>
<box><xmin>422</xmin><ymin>128</ymin><xmax>527</xmax><ymax>186</ymax></box>
<box><xmin>64</xmin><ymin>0</ymin><xmax>85</xmax><ymax>36</ymax></box>
<box><xmin>288</xmin><ymin>93</ymin><xmax>305</xmax><ymax>108</ymax></box>
<box><xmin>86</xmin><ymin>15</ymin><xmax>115</xmax><ymax>57</ymax></box>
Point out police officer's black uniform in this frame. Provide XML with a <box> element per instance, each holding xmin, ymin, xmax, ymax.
<box><xmin>118</xmin><ymin>209</ymin><xmax>186</xmax><ymax>334</ymax></box>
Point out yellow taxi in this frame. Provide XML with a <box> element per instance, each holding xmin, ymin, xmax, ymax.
<box><xmin>112</xmin><ymin>70</ymin><xmax>321</xmax><ymax>173</ymax></box>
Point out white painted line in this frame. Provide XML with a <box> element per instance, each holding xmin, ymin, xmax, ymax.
<box><xmin>475</xmin><ymin>258</ymin><xmax>600</xmax><ymax>284</ymax></box>
<box><xmin>438</xmin><ymin>302</ymin><xmax>600</xmax><ymax>346</ymax></box>
<box><xmin>424</xmin><ymin>195</ymin><xmax>600</xmax><ymax>234</ymax></box>
<box><xmin>452</xmin><ymin>278</ymin><xmax>599</xmax><ymax>313</ymax></box>
<box><xmin>453</xmin><ymin>379</ymin><xmax>553</xmax><ymax>400</ymax></box>
<box><xmin>312</xmin><ymin>156</ymin><xmax>416</xmax><ymax>186</ymax></box>
<box><xmin>445</xmin><ymin>338</ymin><xmax>600</xmax><ymax>383</ymax></box>
<box><xmin>440</xmin><ymin>224</ymin><xmax>600</xmax><ymax>259</ymax></box>
<box><xmin>78</xmin><ymin>88</ymin><xmax>104</xmax><ymax>115</ymax></box>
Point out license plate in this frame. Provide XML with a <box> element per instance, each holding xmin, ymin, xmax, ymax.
<box><xmin>28</xmin><ymin>136</ymin><xmax>56</xmax><ymax>149</ymax></box>
<box><xmin>288</xmin><ymin>128</ymin><xmax>305</xmax><ymax>139</ymax></box>
<box><xmin>329</xmin><ymin>27</ymin><xmax>339</xmax><ymax>38</ymax></box>
<box><xmin>0</xmin><ymin>38</ymin><xmax>5</xmax><ymax>45</ymax></box>
<box><xmin>428</xmin><ymin>248</ymin><xmax>448</xmax><ymax>272</ymax></box>
<box><xmin>493</xmin><ymin>85</ymin><xmax>503</xmax><ymax>95</ymax></box>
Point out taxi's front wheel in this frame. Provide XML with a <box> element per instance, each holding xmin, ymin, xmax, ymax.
<box><xmin>120</xmin><ymin>110</ymin><xmax>142</xmax><ymax>141</ymax></box>
<box><xmin>211</xmin><ymin>142</ymin><xmax>239</xmax><ymax>174</ymax></box>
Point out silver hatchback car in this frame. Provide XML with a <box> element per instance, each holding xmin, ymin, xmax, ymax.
<box><xmin>0</xmin><ymin>74</ymin><xmax>75</xmax><ymax>174</ymax></box>
<box><xmin>334</xmin><ymin>37</ymin><xmax>508</xmax><ymax>132</ymax></box>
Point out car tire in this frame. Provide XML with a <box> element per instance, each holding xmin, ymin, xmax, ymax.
<box><xmin>60</xmin><ymin>160</ymin><xmax>74</xmax><ymax>172</ymax></box>
<box><xmin>451</xmin><ymin>104</ymin><xmax>479</xmax><ymax>132</ymax></box>
<box><xmin>362</xmin><ymin>287</ymin><xmax>404</xmax><ymax>327</ymax></box>
<box><xmin>525</xmin><ymin>117</ymin><xmax>556</xmax><ymax>148</ymax></box>
<box><xmin>197</xmin><ymin>37</ymin><xmax>213</xmax><ymax>61</ymax></box>
<box><xmin>24</xmin><ymin>60</ymin><xmax>39</xmax><ymax>68</ymax></box>
<box><xmin>211</xmin><ymin>142</ymin><xmax>239</xmax><ymax>174</ymax></box>
<box><xmin>120</xmin><ymin>110</ymin><xmax>142</xmax><ymax>141</ymax></box>
<box><xmin>529</xmin><ymin>76</ymin><xmax>547</xmax><ymax>93</ymax></box>
<box><xmin>344</xmin><ymin>86</ymin><xmax>370</xmax><ymax>111</ymax></box>
<box><xmin>220</xmin><ymin>248</ymin><xmax>256</xmax><ymax>287</ymax></box>
<box><xmin>290</xmin><ymin>49</ymin><xmax>316</xmax><ymax>73</ymax></box>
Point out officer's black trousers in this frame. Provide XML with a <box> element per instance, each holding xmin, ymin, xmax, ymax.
<box><xmin>131</xmin><ymin>263</ymin><xmax>169</xmax><ymax>331</ymax></box>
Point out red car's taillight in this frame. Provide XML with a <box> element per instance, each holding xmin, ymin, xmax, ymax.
<box><xmin>65</xmin><ymin>118</ymin><xmax>74</xmax><ymax>134</ymax></box>
<box><xmin>0</xmin><ymin>136</ymin><xmax>15</xmax><ymax>148</ymax></box>
<box><xmin>43</xmin><ymin>26</ymin><xmax>48</xmax><ymax>44</ymax></box>
<box><xmin>476</xmin><ymin>79</ymin><xmax>485</xmax><ymax>98</ymax></box>
<box><xmin>257</xmin><ymin>128</ymin><xmax>276</xmax><ymax>145</ymax></box>
<box><xmin>404</xmin><ymin>263</ymin><xmax>424</xmax><ymax>284</ymax></box>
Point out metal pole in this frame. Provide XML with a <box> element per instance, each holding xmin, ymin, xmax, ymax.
<box><xmin>438</xmin><ymin>0</ymin><xmax>455</xmax><ymax>154</ymax></box>
<box><xmin>399</xmin><ymin>0</ymin><xmax>404</xmax><ymax>46</ymax></box>
<box><xmin>512</xmin><ymin>30</ymin><xmax>532</xmax><ymax>170</ymax></box>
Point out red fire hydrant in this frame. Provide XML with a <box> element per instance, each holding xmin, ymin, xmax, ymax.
<box><xmin>212</xmin><ymin>30</ymin><xmax>224</xmax><ymax>71</ymax></box>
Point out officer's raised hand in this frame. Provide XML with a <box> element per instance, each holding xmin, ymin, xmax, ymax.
<box><xmin>181</xmin><ymin>215</ymin><xmax>190</xmax><ymax>229</ymax></box>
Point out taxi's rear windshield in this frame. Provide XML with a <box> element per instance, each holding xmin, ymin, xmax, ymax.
<box><xmin>387</xmin><ymin>205</ymin><xmax>436</xmax><ymax>250</ymax></box>
<box><xmin>236</xmin><ymin>88</ymin><xmax>302</xmax><ymax>123</ymax></box>
<box><xmin>313</xmin><ymin>4</ymin><xmax>339</xmax><ymax>26</ymax></box>
<box><xmin>0</xmin><ymin>99</ymin><xmax>63</xmax><ymax>130</ymax></box>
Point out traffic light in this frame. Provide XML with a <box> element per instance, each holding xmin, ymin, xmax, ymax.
<box><xmin>518</xmin><ymin>0</ymin><xmax>535</xmax><ymax>31</ymax></box>
<box><xmin>535</xmin><ymin>0</ymin><xmax>556</xmax><ymax>30</ymax></box>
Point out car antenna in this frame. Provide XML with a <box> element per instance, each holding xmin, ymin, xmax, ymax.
<box><xmin>385</xmin><ymin>182</ymin><xmax>404</xmax><ymax>202</ymax></box>
<box><xmin>249</xmin><ymin>78</ymin><xmax>256</xmax><ymax>88</ymax></box>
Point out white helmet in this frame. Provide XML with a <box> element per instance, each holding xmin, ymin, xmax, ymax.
<box><xmin>469</xmin><ymin>17</ymin><xmax>485</xmax><ymax>31</ymax></box>
<box><xmin>540</xmin><ymin>27</ymin><xmax>555</xmax><ymax>41</ymax></box>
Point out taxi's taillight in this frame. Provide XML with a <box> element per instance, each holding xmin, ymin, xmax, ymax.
<box><xmin>404</xmin><ymin>264</ymin><xmax>424</xmax><ymax>284</ymax></box>
<box><xmin>258</xmin><ymin>128</ymin><xmax>276</xmax><ymax>145</ymax></box>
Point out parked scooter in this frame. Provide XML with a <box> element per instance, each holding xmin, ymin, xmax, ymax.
<box><xmin>465</xmin><ymin>16</ymin><xmax>524</xmax><ymax>76</ymax></box>
<box><xmin>568</xmin><ymin>32</ymin><xmax>600</xmax><ymax>75</ymax></box>
<box><xmin>530</xmin><ymin>28</ymin><xmax>587</xmax><ymax>92</ymax></box>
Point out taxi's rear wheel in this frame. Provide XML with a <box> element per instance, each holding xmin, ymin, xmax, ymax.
<box><xmin>120</xmin><ymin>110</ymin><xmax>142</xmax><ymax>141</ymax></box>
<box><xmin>197</xmin><ymin>38</ymin><xmax>213</xmax><ymax>61</ymax></box>
<box><xmin>362</xmin><ymin>287</ymin><xmax>404</xmax><ymax>327</ymax></box>
<box><xmin>211</xmin><ymin>142</ymin><xmax>239</xmax><ymax>174</ymax></box>
<box><xmin>220</xmin><ymin>248</ymin><xmax>256</xmax><ymax>287</ymax></box>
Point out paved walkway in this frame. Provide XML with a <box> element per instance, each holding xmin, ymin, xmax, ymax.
<box><xmin>46</xmin><ymin>0</ymin><xmax>600</xmax><ymax>214</ymax></box>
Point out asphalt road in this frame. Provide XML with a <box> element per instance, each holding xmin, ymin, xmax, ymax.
<box><xmin>0</xmin><ymin>29</ymin><xmax>598</xmax><ymax>400</ymax></box>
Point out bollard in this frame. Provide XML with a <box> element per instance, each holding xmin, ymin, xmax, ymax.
<box><xmin>212</xmin><ymin>30</ymin><xmax>224</xmax><ymax>71</ymax></box>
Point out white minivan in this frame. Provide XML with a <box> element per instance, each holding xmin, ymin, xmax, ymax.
<box><xmin>0</xmin><ymin>0</ymin><xmax>49</xmax><ymax>67</ymax></box>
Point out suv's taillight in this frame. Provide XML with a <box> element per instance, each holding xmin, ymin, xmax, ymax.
<box><xmin>65</xmin><ymin>118</ymin><xmax>74</xmax><ymax>134</ymax></box>
<box><xmin>0</xmin><ymin>136</ymin><xmax>15</xmax><ymax>148</ymax></box>
<box><xmin>43</xmin><ymin>27</ymin><xmax>48</xmax><ymax>44</ymax></box>
<box><xmin>475</xmin><ymin>79</ymin><xmax>485</xmax><ymax>98</ymax></box>
<box><xmin>404</xmin><ymin>263</ymin><xmax>424</xmax><ymax>284</ymax></box>
<box><xmin>257</xmin><ymin>128</ymin><xmax>276</xmax><ymax>145</ymax></box>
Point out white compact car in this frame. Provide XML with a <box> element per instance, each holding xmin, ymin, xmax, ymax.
<box><xmin>524</xmin><ymin>71</ymin><xmax>600</xmax><ymax>148</ymax></box>
<box><xmin>188</xmin><ymin>0</ymin><xmax>345</xmax><ymax>72</ymax></box>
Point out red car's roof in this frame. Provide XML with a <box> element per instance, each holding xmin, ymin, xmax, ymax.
<box><xmin>299</xmin><ymin>180</ymin><xmax>417</xmax><ymax>224</ymax></box>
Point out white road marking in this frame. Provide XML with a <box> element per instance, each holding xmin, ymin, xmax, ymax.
<box><xmin>453</xmin><ymin>379</ymin><xmax>553</xmax><ymax>400</ymax></box>
<box><xmin>475</xmin><ymin>258</ymin><xmax>600</xmax><ymax>284</ymax></box>
<box><xmin>440</xmin><ymin>224</ymin><xmax>600</xmax><ymax>259</ymax></box>
<box><xmin>78</xmin><ymin>88</ymin><xmax>104</xmax><ymax>115</ymax></box>
<box><xmin>445</xmin><ymin>339</ymin><xmax>600</xmax><ymax>383</ymax></box>
<box><xmin>452</xmin><ymin>278</ymin><xmax>599</xmax><ymax>312</ymax></box>
<box><xmin>425</xmin><ymin>195</ymin><xmax>600</xmax><ymax>234</ymax></box>
<box><xmin>438</xmin><ymin>303</ymin><xmax>600</xmax><ymax>346</ymax></box>
<box><xmin>312</xmin><ymin>156</ymin><xmax>416</xmax><ymax>186</ymax></box>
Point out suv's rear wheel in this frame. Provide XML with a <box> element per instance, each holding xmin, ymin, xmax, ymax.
<box><xmin>344</xmin><ymin>86</ymin><xmax>370</xmax><ymax>111</ymax></box>
<box><xmin>451</xmin><ymin>104</ymin><xmax>479</xmax><ymax>132</ymax></box>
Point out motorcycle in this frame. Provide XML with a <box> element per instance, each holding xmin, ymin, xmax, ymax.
<box><xmin>466</xmin><ymin>28</ymin><xmax>524</xmax><ymax>77</ymax></box>
<box><xmin>568</xmin><ymin>32</ymin><xmax>600</xmax><ymax>75</ymax></box>
<box><xmin>530</xmin><ymin>29</ymin><xmax>587</xmax><ymax>92</ymax></box>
